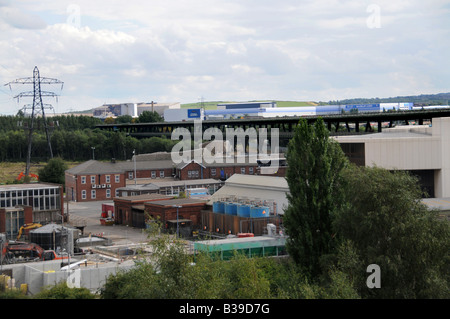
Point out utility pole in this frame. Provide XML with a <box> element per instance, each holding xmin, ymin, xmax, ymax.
<box><xmin>5</xmin><ymin>66</ymin><xmax>63</xmax><ymax>177</ymax></box>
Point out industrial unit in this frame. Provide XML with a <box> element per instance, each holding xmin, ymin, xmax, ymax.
<box><xmin>163</xmin><ymin>101</ymin><xmax>424</xmax><ymax>122</ymax></box>
<box><xmin>194</xmin><ymin>234</ymin><xmax>286</xmax><ymax>260</ymax></box>
<box><xmin>93</xmin><ymin>101</ymin><xmax>181</xmax><ymax>118</ymax></box>
<box><xmin>335</xmin><ymin>116</ymin><xmax>450</xmax><ymax>198</ymax></box>
<box><xmin>198</xmin><ymin>174</ymin><xmax>288</xmax><ymax>236</ymax></box>
<box><xmin>0</xmin><ymin>183</ymin><xmax>65</xmax><ymax>240</ymax></box>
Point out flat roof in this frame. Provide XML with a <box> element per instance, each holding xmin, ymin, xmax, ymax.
<box><xmin>334</xmin><ymin>125</ymin><xmax>434</xmax><ymax>143</ymax></box>
<box><xmin>194</xmin><ymin>236</ymin><xmax>286</xmax><ymax>250</ymax></box>
<box><xmin>0</xmin><ymin>183</ymin><xmax>61</xmax><ymax>191</ymax></box>
<box><xmin>114</xmin><ymin>193</ymin><xmax>174</xmax><ymax>202</ymax></box>
<box><xmin>146</xmin><ymin>198</ymin><xmax>208</xmax><ymax>207</ymax></box>
<box><xmin>150</xmin><ymin>179</ymin><xmax>222</xmax><ymax>187</ymax></box>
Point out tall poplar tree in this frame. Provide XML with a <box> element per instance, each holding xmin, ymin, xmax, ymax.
<box><xmin>283</xmin><ymin>118</ymin><xmax>348</xmax><ymax>278</ymax></box>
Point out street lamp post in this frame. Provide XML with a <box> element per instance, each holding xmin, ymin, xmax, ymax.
<box><xmin>91</xmin><ymin>147</ymin><xmax>95</xmax><ymax>160</ymax></box>
<box><xmin>133</xmin><ymin>149</ymin><xmax>137</xmax><ymax>186</ymax></box>
<box><xmin>172</xmin><ymin>205</ymin><xmax>182</xmax><ymax>238</ymax></box>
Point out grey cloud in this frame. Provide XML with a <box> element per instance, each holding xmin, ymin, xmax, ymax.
<box><xmin>0</xmin><ymin>6</ymin><xmax>47</xmax><ymax>29</ymax></box>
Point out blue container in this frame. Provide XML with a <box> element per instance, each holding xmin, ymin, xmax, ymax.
<box><xmin>250</xmin><ymin>206</ymin><xmax>270</xmax><ymax>218</ymax></box>
<box><xmin>237</xmin><ymin>204</ymin><xmax>252</xmax><ymax>217</ymax></box>
<box><xmin>225</xmin><ymin>202</ymin><xmax>238</xmax><ymax>215</ymax></box>
<box><xmin>213</xmin><ymin>201</ymin><xmax>225</xmax><ymax>214</ymax></box>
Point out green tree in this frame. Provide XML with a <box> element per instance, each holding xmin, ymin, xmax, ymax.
<box><xmin>283</xmin><ymin>118</ymin><xmax>349</xmax><ymax>279</ymax></box>
<box><xmin>38</xmin><ymin>157</ymin><xmax>68</xmax><ymax>185</ymax></box>
<box><xmin>101</xmin><ymin>222</ymin><xmax>276</xmax><ymax>299</ymax></box>
<box><xmin>137</xmin><ymin>110</ymin><xmax>163</xmax><ymax>123</ymax></box>
<box><xmin>334</xmin><ymin>165</ymin><xmax>450</xmax><ymax>298</ymax></box>
<box><xmin>115</xmin><ymin>115</ymin><xmax>134</xmax><ymax>124</ymax></box>
<box><xmin>34</xmin><ymin>282</ymin><xmax>95</xmax><ymax>299</ymax></box>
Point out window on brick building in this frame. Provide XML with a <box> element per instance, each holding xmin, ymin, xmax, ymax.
<box><xmin>211</xmin><ymin>168</ymin><xmax>216</xmax><ymax>176</ymax></box>
<box><xmin>91</xmin><ymin>176</ymin><xmax>96</xmax><ymax>184</ymax></box>
<box><xmin>106</xmin><ymin>189</ymin><xmax>111</xmax><ymax>198</ymax></box>
<box><xmin>249</xmin><ymin>167</ymin><xmax>254</xmax><ymax>174</ymax></box>
<box><xmin>91</xmin><ymin>190</ymin><xmax>96</xmax><ymax>199</ymax></box>
<box><xmin>81</xmin><ymin>190</ymin><xmax>86</xmax><ymax>200</ymax></box>
<box><xmin>188</xmin><ymin>170</ymin><xmax>199</xmax><ymax>178</ymax></box>
<box><xmin>81</xmin><ymin>176</ymin><xmax>86</xmax><ymax>184</ymax></box>
<box><xmin>106</xmin><ymin>175</ymin><xmax>110</xmax><ymax>183</ymax></box>
<box><xmin>160</xmin><ymin>170</ymin><xmax>164</xmax><ymax>178</ymax></box>
<box><xmin>128</xmin><ymin>172</ymin><xmax>133</xmax><ymax>179</ymax></box>
<box><xmin>151</xmin><ymin>171</ymin><xmax>156</xmax><ymax>178</ymax></box>
<box><xmin>241</xmin><ymin>167</ymin><xmax>246</xmax><ymax>174</ymax></box>
<box><xmin>115</xmin><ymin>175</ymin><xmax>120</xmax><ymax>183</ymax></box>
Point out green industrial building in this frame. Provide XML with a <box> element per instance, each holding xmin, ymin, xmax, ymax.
<box><xmin>193</xmin><ymin>235</ymin><xmax>287</xmax><ymax>260</ymax></box>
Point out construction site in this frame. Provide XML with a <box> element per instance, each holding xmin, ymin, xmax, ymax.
<box><xmin>0</xmin><ymin>216</ymin><xmax>148</xmax><ymax>295</ymax></box>
<box><xmin>1</xmin><ymin>191</ymin><xmax>287</xmax><ymax>296</ymax></box>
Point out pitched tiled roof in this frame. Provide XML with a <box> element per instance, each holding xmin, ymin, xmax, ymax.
<box><xmin>66</xmin><ymin>160</ymin><xmax>128</xmax><ymax>175</ymax></box>
<box><xmin>66</xmin><ymin>159</ymin><xmax>176</xmax><ymax>175</ymax></box>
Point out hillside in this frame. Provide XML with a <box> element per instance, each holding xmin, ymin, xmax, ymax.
<box><xmin>330</xmin><ymin>92</ymin><xmax>450</xmax><ymax>106</ymax></box>
<box><xmin>180</xmin><ymin>93</ymin><xmax>450</xmax><ymax>110</ymax></box>
<box><xmin>70</xmin><ymin>93</ymin><xmax>450</xmax><ymax>114</ymax></box>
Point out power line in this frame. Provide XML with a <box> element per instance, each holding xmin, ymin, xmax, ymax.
<box><xmin>4</xmin><ymin>66</ymin><xmax>64</xmax><ymax>176</ymax></box>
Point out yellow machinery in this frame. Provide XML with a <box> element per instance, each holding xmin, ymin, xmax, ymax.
<box><xmin>16</xmin><ymin>223</ymin><xmax>42</xmax><ymax>240</ymax></box>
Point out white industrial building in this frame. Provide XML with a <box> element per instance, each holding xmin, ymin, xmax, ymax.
<box><xmin>164</xmin><ymin>108</ymin><xmax>203</xmax><ymax>122</ymax></box>
<box><xmin>335</xmin><ymin>117</ymin><xmax>450</xmax><ymax>198</ymax></box>
<box><xmin>207</xmin><ymin>174</ymin><xmax>290</xmax><ymax>216</ymax></box>
<box><xmin>137</xmin><ymin>102</ymin><xmax>181</xmax><ymax>116</ymax></box>
<box><xmin>93</xmin><ymin>102</ymin><xmax>180</xmax><ymax>119</ymax></box>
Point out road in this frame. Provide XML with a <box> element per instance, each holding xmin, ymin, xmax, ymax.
<box><xmin>65</xmin><ymin>200</ymin><xmax>150</xmax><ymax>245</ymax></box>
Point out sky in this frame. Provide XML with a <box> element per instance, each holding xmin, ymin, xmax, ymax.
<box><xmin>0</xmin><ymin>0</ymin><xmax>449</xmax><ymax>115</ymax></box>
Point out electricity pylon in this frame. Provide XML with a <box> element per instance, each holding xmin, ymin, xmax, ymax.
<box><xmin>5</xmin><ymin>66</ymin><xmax>63</xmax><ymax>177</ymax></box>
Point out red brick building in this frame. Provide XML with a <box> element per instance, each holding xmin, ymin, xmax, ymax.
<box><xmin>175</xmin><ymin>160</ymin><xmax>260</xmax><ymax>180</ymax></box>
<box><xmin>145</xmin><ymin>198</ymin><xmax>207</xmax><ymax>232</ymax></box>
<box><xmin>113</xmin><ymin>193</ymin><xmax>174</xmax><ymax>227</ymax></box>
<box><xmin>0</xmin><ymin>206</ymin><xmax>33</xmax><ymax>239</ymax></box>
<box><xmin>65</xmin><ymin>152</ymin><xmax>286</xmax><ymax>202</ymax></box>
<box><xmin>65</xmin><ymin>160</ymin><xmax>127</xmax><ymax>202</ymax></box>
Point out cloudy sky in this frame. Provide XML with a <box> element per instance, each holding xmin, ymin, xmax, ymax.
<box><xmin>0</xmin><ymin>0</ymin><xmax>449</xmax><ymax>115</ymax></box>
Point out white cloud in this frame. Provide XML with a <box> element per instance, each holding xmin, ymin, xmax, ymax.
<box><xmin>0</xmin><ymin>6</ymin><xmax>46</xmax><ymax>29</ymax></box>
<box><xmin>0</xmin><ymin>0</ymin><xmax>448</xmax><ymax>114</ymax></box>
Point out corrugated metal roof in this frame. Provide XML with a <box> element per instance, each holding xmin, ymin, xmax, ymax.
<box><xmin>422</xmin><ymin>198</ymin><xmax>450</xmax><ymax>210</ymax></box>
<box><xmin>207</xmin><ymin>174</ymin><xmax>290</xmax><ymax>214</ymax></box>
<box><xmin>30</xmin><ymin>223</ymin><xmax>65</xmax><ymax>233</ymax></box>
<box><xmin>224</xmin><ymin>174</ymin><xmax>289</xmax><ymax>190</ymax></box>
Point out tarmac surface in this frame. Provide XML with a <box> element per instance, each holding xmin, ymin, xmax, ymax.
<box><xmin>65</xmin><ymin>200</ymin><xmax>150</xmax><ymax>246</ymax></box>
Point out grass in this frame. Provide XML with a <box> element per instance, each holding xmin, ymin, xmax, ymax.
<box><xmin>0</xmin><ymin>161</ymin><xmax>81</xmax><ymax>184</ymax></box>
